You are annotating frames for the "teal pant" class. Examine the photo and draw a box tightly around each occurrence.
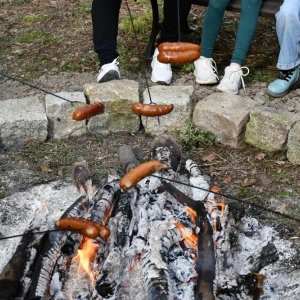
[200,0,262,65]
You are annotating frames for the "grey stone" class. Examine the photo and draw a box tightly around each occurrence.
[0,97,48,148]
[287,121,300,164]
[245,106,298,151]
[193,93,257,148]
[141,85,194,135]
[83,79,140,134]
[45,92,87,139]
[254,93,266,105]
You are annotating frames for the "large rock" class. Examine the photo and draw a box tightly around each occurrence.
[287,121,300,164]
[45,92,87,139]
[193,93,257,148]
[142,85,193,135]
[245,106,298,151]
[0,97,48,148]
[83,79,140,134]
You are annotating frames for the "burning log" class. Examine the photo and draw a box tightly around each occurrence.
[0,229,49,299]
[24,195,87,299]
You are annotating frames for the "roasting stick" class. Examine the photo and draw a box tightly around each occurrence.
[0,71,107,122]
[125,0,175,123]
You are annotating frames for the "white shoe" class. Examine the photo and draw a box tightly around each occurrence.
[151,48,172,85]
[217,65,249,95]
[194,56,219,84]
[97,57,121,83]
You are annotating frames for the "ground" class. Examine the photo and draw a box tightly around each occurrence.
[0,0,300,236]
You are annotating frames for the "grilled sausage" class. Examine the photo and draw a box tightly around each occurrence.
[55,217,110,239]
[73,102,105,121]
[131,103,173,116]
[157,50,200,64]
[120,160,166,190]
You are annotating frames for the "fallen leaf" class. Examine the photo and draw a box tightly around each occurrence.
[276,160,286,165]
[241,178,256,187]
[41,165,52,172]
[222,176,232,184]
[202,153,217,162]
[276,203,288,214]
[255,152,266,160]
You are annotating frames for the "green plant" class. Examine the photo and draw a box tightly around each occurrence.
[173,121,212,151]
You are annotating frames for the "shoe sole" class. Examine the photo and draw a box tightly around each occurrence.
[216,86,238,95]
[97,70,120,83]
[195,78,218,84]
[151,76,171,85]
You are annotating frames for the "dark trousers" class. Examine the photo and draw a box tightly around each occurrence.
[92,0,192,67]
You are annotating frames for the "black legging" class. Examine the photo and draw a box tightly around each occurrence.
[92,0,192,67]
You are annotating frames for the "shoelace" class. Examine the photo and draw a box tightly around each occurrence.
[203,58,219,81]
[101,57,119,72]
[225,66,249,92]
[277,69,294,82]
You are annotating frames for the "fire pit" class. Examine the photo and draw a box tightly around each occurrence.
[0,135,299,299]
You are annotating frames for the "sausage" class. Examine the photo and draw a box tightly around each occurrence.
[55,217,110,239]
[158,42,201,52]
[131,103,173,117]
[120,160,166,190]
[157,50,200,64]
[73,102,105,121]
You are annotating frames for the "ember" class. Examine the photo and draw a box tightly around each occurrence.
[0,135,300,299]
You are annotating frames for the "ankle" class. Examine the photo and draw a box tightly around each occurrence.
[229,63,241,68]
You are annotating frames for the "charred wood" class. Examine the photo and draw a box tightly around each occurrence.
[195,215,215,300]
[0,230,48,299]
[24,195,86,299]
[159,181,206,216]
[118,145,139,173]
[150,135,182,172]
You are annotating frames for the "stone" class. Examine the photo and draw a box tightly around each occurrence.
[141,85,194,135]
[83,79,140,134]
[287,121,300,164]
[193,93,257,148]
[245,106,298,151]
[45,92,87,139]
[0,97,48,148]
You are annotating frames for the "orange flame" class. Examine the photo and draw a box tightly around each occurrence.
[74,238,99,285]
[183,206,197,225]
[175,222,198,250]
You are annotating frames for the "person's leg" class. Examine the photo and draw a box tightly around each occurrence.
[92,0,121,67]
[194,0,230,85]
[231,0,262,66]
[267,0,300,97]
[216,0,262,94]
[152,0,192,84]
[200,0,230,58]
[276,0,300,70]
[158,0,192,44]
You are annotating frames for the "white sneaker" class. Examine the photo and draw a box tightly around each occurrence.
[97,57,120,83]
[217,65,249,94]
[151,48,172,85]
[194,56,219,84]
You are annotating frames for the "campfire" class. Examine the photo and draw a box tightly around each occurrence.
[0,135,299,300]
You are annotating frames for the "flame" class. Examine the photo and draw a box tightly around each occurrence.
[175,222,198,250]
[205,186,227,232]
[184,206,197,225]
[74,238,99,285]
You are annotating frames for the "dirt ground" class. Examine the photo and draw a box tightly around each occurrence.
[0,1,300,236]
